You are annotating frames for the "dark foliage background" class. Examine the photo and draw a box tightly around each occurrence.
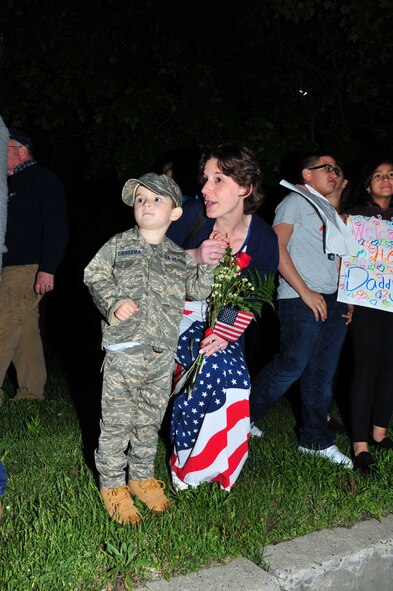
[1,0,392,390]
[1,0,392,184]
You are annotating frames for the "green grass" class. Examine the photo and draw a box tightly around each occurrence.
[1,368,393,591]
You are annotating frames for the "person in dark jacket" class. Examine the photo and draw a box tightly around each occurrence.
[0,128,68,401]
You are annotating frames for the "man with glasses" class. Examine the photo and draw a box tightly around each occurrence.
[250,153,353,468]
[0,128,68,402]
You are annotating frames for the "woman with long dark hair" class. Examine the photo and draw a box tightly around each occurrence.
[347,158,393,474]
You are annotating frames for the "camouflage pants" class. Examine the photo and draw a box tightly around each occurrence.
[96,345,175,488]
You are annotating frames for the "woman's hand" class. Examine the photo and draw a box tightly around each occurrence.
[199,332,228,356]
[342,304,354,325]
[190,237,227,264]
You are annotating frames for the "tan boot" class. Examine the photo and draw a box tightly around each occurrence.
[101,486,141,525]
[10,388,43,401]
[128,479,170,513]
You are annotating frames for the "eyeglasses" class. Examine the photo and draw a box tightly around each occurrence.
[308,164,342,177]
[8,144,22,150]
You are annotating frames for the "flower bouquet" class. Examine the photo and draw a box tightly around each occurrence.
[174,247,275,398]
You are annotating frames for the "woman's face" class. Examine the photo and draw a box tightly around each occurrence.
[334,167,346,191]
[201,158,247,219]
[369,162,393,200]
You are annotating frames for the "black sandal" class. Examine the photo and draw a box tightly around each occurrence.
[369,437,393,450]
[353,451,376,475]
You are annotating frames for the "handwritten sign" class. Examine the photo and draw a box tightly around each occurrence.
[337,215,393,312]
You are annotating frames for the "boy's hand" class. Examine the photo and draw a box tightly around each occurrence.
[114,300,140,321]
[300,288,327,322]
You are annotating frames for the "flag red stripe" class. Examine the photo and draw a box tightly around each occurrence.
[214,324,244,341]
[172,421,249,490]
[172,399,249,476]
[212,438,249,489]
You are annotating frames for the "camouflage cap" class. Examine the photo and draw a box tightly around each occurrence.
[122,173,183,208]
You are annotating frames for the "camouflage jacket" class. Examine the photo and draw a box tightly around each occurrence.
[84,227,214,351]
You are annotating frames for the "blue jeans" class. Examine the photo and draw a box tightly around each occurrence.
[0,461,7,496]
[250,294,347,449]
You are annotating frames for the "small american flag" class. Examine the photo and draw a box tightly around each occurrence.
[214,308,254,342]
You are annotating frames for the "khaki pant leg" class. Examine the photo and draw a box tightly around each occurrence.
[0,265,44,394]
[12,293,46,398]
[127,346,175,480]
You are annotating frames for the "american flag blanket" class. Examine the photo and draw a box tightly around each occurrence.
[170,302,251,491]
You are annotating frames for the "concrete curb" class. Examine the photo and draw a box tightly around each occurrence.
[135,514,393,590]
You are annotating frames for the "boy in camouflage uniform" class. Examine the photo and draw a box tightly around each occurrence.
[84,173,214,525]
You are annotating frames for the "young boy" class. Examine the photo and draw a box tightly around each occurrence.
[84,173,214,525]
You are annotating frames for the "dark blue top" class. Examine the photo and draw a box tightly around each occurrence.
[5,162,69,274]
[167,198,279,276]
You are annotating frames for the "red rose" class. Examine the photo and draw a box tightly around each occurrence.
[234,252,252,269]
[204,327,214,337]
